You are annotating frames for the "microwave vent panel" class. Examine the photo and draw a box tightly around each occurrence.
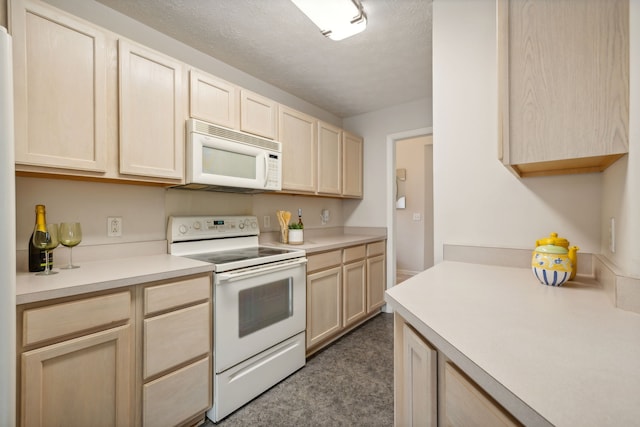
[190,119,281,152]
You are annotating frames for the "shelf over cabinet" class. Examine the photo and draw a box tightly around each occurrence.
[240,89,278,140]
[498,0,629,177]
[189,69,239,129]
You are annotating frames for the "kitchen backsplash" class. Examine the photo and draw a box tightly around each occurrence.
[16,176,344,251]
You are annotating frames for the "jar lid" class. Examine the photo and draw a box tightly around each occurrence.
[534,244,568,254]
[536,232,569,248]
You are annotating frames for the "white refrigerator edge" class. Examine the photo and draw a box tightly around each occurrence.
[1,25,17,427]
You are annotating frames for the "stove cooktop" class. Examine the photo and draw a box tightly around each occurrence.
[184,246,297,265]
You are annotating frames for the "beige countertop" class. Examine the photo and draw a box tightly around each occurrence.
[16,229,386,305]
[16,254,213,305]
[260,228,387,254]
[385,261,640,427]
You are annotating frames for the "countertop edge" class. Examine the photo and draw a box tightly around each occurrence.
[17,257,214,305]
[385,291,552,427]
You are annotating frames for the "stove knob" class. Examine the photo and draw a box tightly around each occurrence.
[250,220,258,229]
[178,224,188,234]
[193,221,201,230]
[239,222,245,229]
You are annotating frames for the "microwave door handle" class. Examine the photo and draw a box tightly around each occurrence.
[263,153,269,186]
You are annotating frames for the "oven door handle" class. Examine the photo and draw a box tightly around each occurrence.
[216,258,307,283]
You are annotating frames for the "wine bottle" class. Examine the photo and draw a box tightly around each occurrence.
[28,205,51,272]
[297,208,303,228]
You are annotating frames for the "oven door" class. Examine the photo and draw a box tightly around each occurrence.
[214,257,307,373]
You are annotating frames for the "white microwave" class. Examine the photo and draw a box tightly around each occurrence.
[180,119,282,193]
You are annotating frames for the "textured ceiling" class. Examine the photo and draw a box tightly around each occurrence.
[94,0,432,118]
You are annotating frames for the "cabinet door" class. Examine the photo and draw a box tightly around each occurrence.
[498,0,628,177]
[144,302,211,379]
[317,121,342,195]
[279,105,317,193]
[367,254,386,313]
[306,266,342,349]
[240,89,277,139]
[444,362,521,427]
[189,69,239,129]
[143,357,210,427]
[343,260,366,327]
[394,317,437,427]
[119,39,185,180]
[12,0,107,172]
[21,325,132,427]
[342,131,363,198]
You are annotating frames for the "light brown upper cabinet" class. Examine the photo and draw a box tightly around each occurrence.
[11,0,108,173]
[189,69,239,129]
[279,105,317,193]
[342,131,363,197]
[498,0,629,177]
[240,89,278,139]
[317,121,342,196]
[118,39,185,181]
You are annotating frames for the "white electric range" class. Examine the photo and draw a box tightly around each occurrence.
[168,215,307,422]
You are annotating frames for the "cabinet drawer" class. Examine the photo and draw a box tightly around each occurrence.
[367,241,385,257]
[307,249,342,273]
[144,302,211,378]
[144,275,210,315]
[143,356,210,427]
[343,245,366,263]
[444,362,521,427]
[22,291,131,346]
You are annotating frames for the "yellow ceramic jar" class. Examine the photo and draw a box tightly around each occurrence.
[531,233,579,286]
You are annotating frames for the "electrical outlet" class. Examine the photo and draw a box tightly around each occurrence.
[263,215,271,229]
[412,213,422,221]
[107,217,122,237]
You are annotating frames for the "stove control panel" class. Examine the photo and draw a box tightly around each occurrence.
[168,215,259,242]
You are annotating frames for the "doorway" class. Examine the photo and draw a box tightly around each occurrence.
[385,128,433,296]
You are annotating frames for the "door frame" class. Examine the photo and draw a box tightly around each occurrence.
[385,127,432,312]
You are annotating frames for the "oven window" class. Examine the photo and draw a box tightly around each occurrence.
[203,146,256,179]
[238,278,293,338]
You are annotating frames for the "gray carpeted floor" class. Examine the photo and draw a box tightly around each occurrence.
[203,312,394,427]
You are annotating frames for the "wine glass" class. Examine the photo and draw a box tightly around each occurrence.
[59,222,82,269]
[32,223,59,275]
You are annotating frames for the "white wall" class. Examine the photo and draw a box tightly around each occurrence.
[601,0,640,278]
[432,0,603,263]
[342,98,432,227]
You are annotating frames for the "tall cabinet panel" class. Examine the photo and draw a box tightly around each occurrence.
[12,0,107,172]
[317,121,342,195]
[342,131,363,198]
[118,39,184,180]
[279,105,317,193]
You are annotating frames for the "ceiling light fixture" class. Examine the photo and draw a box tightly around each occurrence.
[291,0,367,41]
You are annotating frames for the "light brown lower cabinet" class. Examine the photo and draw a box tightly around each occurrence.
[140,275,212,427]
[394,313,522,427]
[21,324,133,427]
[343,245,367,328]
[306,240,386,355]
[17,273,213,427]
